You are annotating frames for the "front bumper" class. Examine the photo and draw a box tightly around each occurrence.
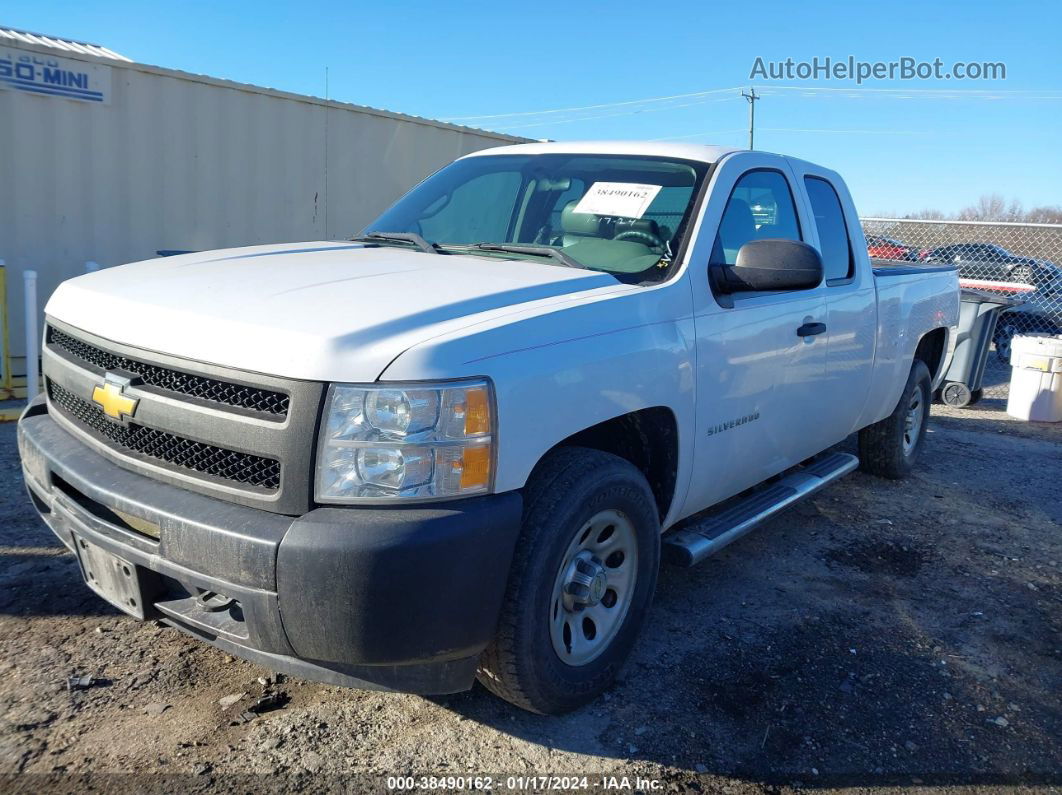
[17,396,522,694]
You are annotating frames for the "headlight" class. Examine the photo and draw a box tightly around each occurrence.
[315,379,494,502]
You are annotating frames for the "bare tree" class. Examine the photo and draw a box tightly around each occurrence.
[1024,205,1062,224]
[902,209,946,220]
[876,195,1061,224]
[957,194,1026,222]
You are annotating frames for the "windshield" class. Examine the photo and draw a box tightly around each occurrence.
[364,153,710,283]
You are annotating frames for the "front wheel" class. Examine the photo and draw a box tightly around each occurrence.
[477,447,660,714]
[858,360,932,479]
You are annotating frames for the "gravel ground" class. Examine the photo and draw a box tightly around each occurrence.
[0,402,1059,793]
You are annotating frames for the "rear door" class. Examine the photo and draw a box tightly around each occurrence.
[683,154,831,515]
[791,164,876,442]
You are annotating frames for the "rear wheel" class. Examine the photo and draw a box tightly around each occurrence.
[859,360,932,479]
[477,447,660,714]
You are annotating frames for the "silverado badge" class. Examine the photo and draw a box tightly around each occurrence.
[91,375,139,421]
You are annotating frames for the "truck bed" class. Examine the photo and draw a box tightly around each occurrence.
[871,257,958,277]
[855,258,960,429]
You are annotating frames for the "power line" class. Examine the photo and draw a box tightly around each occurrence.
[442,86,744,122]
[649,127,934,142]
[755,84,1062,97]
[496,96,740,131]
[649,127,935,142]
[442,82,1062,144]
[761,127,931,135]
[649,129,748,141]
[445,83,1062,127]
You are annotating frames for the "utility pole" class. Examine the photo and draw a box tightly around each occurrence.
[742,87,759,150]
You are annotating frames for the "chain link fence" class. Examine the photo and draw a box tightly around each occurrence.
[860,218,1062,404]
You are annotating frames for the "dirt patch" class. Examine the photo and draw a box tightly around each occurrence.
[825,539,929,577]
[682,610,1058,786]
[1,404,1060,792]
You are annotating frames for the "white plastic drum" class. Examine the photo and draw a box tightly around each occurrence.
[1007,334,1062,422]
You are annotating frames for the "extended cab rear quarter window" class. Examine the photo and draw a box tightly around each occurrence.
[804,176,854,283]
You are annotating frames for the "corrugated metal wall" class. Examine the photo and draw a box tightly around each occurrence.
[0,44,523,358]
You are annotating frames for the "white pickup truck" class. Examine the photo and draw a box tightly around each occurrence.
[19,142,959,714]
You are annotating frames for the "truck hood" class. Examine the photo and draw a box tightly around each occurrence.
[46,241,620,382]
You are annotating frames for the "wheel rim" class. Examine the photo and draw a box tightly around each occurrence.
[549,508,638,666]
[903,387,925,454]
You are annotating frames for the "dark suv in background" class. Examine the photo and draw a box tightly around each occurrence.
[923,242,1061,289]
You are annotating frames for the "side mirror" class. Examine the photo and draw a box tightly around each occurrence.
[714,239,823,293]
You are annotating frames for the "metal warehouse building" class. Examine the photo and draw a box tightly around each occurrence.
[0,27,522,366]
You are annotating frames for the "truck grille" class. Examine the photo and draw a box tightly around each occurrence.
[48,326,289,418]
[47,381,281,491]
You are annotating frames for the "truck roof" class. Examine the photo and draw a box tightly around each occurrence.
[463,140,741,164]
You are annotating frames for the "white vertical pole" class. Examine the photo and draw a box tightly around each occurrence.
[85,260,100,273]
[23,270,39,402]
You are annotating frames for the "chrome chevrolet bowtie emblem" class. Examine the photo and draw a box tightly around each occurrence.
[91,375,139,421]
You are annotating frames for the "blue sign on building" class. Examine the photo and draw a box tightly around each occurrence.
[0,47,111,104]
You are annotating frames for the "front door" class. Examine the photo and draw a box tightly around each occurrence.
[683,158,830,517]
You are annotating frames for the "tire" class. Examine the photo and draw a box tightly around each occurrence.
[477,447,660,714]
[858,360,932,479]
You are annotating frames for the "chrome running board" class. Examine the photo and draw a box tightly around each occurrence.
[663,452,859,567]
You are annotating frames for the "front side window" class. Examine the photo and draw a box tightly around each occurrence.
[365,154,710,283]
[804,176,853,281]
[711,170,801,265]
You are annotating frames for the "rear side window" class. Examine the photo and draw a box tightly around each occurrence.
[804,177,853,282]
[711,170,801,265]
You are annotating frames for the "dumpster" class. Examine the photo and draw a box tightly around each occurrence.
[1006,334,1062,422]
[938,288,1024,407]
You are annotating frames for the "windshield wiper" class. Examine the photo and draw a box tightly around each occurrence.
[353,231,439,254]
[467,243,582,269]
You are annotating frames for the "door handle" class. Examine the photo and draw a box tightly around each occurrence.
[797,322,827,337]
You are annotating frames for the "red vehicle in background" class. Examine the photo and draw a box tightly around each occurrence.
[865,234,918,261]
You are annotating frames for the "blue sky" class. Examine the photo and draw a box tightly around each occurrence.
[5,0,1060,215]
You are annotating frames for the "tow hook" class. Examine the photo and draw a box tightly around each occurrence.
[195,590,236,613]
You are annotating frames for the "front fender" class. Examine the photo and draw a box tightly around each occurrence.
[380,283,696,528]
